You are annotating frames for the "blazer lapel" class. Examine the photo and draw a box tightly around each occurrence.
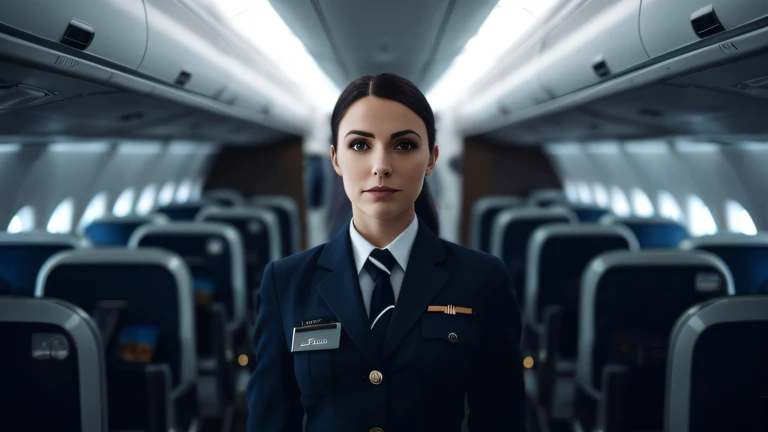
[314,223,381,366]
[383,223,449,358]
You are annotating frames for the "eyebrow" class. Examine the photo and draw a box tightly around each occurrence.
[344,129,422,140]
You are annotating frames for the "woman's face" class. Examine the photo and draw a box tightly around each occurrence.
[331,95,438,223]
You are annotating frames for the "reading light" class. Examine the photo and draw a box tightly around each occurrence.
[238,354,249,367]
[523,356,535,369]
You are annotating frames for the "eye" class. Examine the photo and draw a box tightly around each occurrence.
[395,140,416,151]
[351,141,369,151]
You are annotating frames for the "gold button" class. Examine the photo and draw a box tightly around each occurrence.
[448,332,458,342]
[370,428,384,432]
[369,370,383,385]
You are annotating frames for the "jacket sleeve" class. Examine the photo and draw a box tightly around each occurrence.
[246,261,304,432]
[467,256,526,431]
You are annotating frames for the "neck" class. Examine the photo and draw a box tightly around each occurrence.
[352,206,415,248]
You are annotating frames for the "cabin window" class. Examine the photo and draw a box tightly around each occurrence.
[78,192,108,231]
[725,200,757,235]
[136,184,157,216]
[658,191,685,223]
[175,179,193,204]
[577,181,593,204]
[47,198,74,234]
[592,183,610,208]
[190,178,204,201]
[687,195,717,236]
[564,180,579,203]
[7,205,35,233]
[610,186,631,217]
[113,188,136,217]
[157,181,176,207]
[631,188,655,218]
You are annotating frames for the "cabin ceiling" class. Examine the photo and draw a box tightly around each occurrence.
[268,0,498,91]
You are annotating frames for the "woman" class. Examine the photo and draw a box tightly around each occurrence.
[246,73,525,431]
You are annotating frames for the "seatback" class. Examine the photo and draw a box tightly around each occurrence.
[576,250,733,430]
[251,195,300,257]
[156,201,212,221]
[490,207,577,307]
[129,222,246,332]
[570,205,610,222]
[0,232,87,297]
[525,224,639,356]
[469,195,522,252]
[82,214,167,247]
[666,296,768,432]
[196,207,281,289]
[204,189,245,207]
[601,215,689,249]
[0,297,107,432]
[681,233,768,295]
[35,248,197,390]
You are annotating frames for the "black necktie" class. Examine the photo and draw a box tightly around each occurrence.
[366,248,397,345]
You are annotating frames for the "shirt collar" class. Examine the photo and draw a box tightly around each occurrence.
[349,214,419,275]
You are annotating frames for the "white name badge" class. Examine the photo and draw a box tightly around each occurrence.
[291,322,342,352]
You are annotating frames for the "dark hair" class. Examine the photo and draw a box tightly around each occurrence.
[330,73,440,235]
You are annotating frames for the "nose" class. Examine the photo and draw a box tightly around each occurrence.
[371,151,392,177]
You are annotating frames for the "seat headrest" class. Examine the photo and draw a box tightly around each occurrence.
[570,206,611,222]
[525,223,640,323]
[196,207,282,263]
[490,206,578,259]
[0,296,107,432]
[601,215,689,248]
[250,195,301,255]
[35,248,197,389]
[681,233,768,294]
[666,295,768,431]
[83,214,168,246]
[469,196,523,251]
[0,234,87,297]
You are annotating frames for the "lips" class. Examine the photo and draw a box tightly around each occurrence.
[364,186,400,198]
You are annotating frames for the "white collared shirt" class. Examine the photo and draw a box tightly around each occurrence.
[349,215,419,317]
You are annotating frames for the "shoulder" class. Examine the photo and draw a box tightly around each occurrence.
[268,243,326,279]
[439,238,507,273]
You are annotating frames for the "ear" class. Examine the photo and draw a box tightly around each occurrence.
[425,144,439,176]
[330,145,343,176]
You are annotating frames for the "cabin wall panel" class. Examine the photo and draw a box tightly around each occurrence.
[460,138,561,245]
[204,140,307,249]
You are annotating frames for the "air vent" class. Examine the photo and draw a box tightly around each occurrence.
[592,56,610,78]
[175,71,192,87]
[691,5,725,38]
[60,19,94,50]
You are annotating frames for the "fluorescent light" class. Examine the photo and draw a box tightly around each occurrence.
[0,144,21,153]
[427,0,559,111]
[675,141,720,153]
[49,142,110,153]
[117,142,163,154]
[216,0,339,113]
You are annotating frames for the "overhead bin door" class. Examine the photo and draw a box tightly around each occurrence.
[640,0,768,58]
[538,0,649,98]
[140,0,233,99]
[0,0,147,69]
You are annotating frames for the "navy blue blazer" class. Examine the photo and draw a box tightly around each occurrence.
[246,221,525,431]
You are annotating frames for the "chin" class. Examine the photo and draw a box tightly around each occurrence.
[360,202,411,221]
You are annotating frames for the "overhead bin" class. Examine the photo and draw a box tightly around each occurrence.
[538,0,649,98]
[639,0,768,58]
[140,0,233,99]
[0,0,147,69]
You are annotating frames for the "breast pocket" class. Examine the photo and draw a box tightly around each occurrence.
[419,314,481,385]
[293,350,334,399]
